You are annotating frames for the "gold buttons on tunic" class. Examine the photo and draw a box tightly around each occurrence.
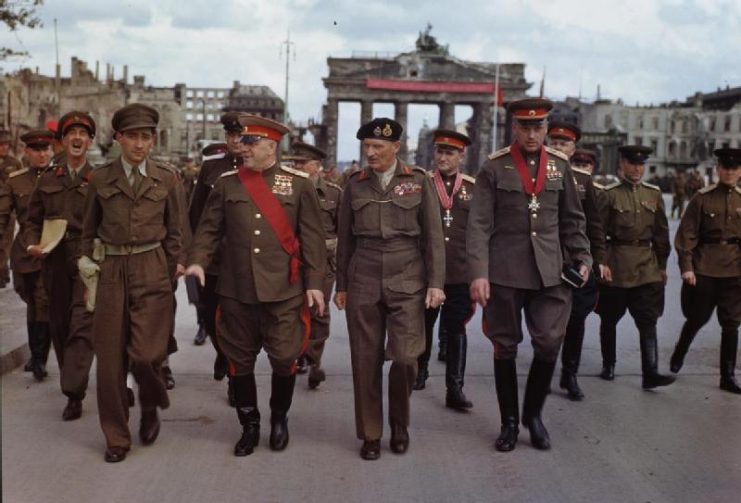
[253,248,260,253]
[531,231,537,236]
[256,213,262,219]
[254,230,261,235]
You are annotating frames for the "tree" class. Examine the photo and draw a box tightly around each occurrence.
[1,0,44,61]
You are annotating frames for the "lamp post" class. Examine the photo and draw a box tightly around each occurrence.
[199,98,207,141]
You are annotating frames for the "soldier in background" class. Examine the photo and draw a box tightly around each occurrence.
[671,171,687,219]
[687,169,705,198]
[468,99,591,452]
[181,158,199,203]
[335,118,445,460]
[292,141,341,390]
[0,129,22,287]
[596,145,674,389]
[79,104,184,462]
[414,129,476,413]
[24,112,97,420]
[671,148,741,394]
[547,123,607,401]
[3,130,54,380]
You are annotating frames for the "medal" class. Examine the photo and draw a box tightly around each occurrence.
[433,170,463,226]
[528,195,540,212]
[510,144,547,213]
[443,209,453,227]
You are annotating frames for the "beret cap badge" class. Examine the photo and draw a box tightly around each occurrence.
[373,126,382,136]
[382,124,393,137]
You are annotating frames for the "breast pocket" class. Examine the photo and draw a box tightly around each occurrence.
[612,200,635,228]
[390,193,422,231]
[350,197,377,233]
[38,185,66,216]
[541,178,563,210]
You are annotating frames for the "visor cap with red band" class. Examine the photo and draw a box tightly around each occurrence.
[572,148,597,165]
[20,129,54,149]
[238,114,290,143]
[508,98,553,123]
[547,120,581,143]
[432,129,471,150]
[356,118,403,142]
[291,141,327,161]
[202,142,228,157]
[57,111,96,139]
[618,145,653,164]
[714,148,741,168]
[112,103,159,133]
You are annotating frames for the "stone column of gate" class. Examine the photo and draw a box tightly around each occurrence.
[394,101,409,160]
[439,101,456,129]
[324,98,339,168]
[469,101,494,174]
[360,99,374,164]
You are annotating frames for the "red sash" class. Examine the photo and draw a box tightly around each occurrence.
[432,170,463,210]
[237,167,301,284]
[510,144,547,197]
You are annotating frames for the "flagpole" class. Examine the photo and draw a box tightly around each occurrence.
[492,62,500,151]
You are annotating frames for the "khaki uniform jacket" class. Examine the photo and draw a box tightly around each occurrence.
[316,177,342,241]
[429,171,476,284]
[6,167,46,273]
[80,158,184,274]
[467,146,591,290]
[600,179,670,287]
[675,183,741,278]
[572,167,607,264]
[188,164,327,304]
[335,160,445,292]
[1,155,23,183]
[0,180,11,239]
[24,163,94,255]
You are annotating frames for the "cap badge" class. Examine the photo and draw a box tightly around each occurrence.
[528,110,536,116]
[373,126,382,137]
[382,124,393,137]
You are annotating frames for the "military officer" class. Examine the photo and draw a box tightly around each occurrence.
[547,122,607,401]
[0,129,22,287]
[188,113,244,396]
[671,172,687,219]
[291,141,342,390]
[596,145,674,389]
[413,129,477,412]
[4,130,54,380]
[24,112,97,420]
[467,99,591,452]
[671,148,741,394]
[79,104,184,462]
[335,118,445,460]
[187,114,326,457]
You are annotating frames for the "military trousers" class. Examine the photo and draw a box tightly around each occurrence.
[14,268,49,323]
[680,275,741,332]
[93,247,173,450]
[217,293,309,377]
[346,279,426,441]
[596,282,665,328]
[0,213,13,284]
[484,283,572,362]
[305,254,336,367]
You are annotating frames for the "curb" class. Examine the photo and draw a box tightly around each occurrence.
[1,343,30,376]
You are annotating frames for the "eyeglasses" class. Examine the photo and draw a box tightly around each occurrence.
[240,135,263,145]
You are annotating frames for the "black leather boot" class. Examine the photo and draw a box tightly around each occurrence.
[599,323,616,381]
[437,326,448,362]
[640,327,675,389]
[445,333,472,410]
[561,318,585,400]
[193,324,207,346]
[522,359,555,450]
[719,330,741,394]
[30,323,49,381]
[233,374,260,456]
[23,322,34,372]
[269,373,296,451]
[670,322,699,373]
[213,352,228,381]
[494,358,519,452]
[412,361,428,391]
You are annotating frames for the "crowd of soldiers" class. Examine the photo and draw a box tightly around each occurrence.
[0,97,739,464]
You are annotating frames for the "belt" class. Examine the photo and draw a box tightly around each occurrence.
[356,236,419,251]
[104,241,161,256]
[608,238,652,247]
[700,238,741,245]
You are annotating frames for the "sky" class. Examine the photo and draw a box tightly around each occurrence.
[2,0,739,162]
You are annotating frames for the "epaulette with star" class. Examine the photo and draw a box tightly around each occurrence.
[698,184,716,194]
[325,181,342,191]
[605,181,622,191]
[641,181,661,192]
[202,152,226,162]
[545,146,569,161]
[280,165,309,178]
[571,166,593,177]
[8,167,28,179]
[461,173,476,184]
[593,182,605,190]
[488,146,511,160]
[220,169,238,178]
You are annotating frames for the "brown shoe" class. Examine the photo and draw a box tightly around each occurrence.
[139,408,161,445]
[62,398,82,421]
[360,439,381,460]
[104,446,128,463]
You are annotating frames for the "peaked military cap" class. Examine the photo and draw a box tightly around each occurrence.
[20,129,54,149]
[238,114,290,143]
[202,142,228,156]
[714,148,741,168]
[547,120,581,142]
[112,103,159,133]
[432,129,471,150]
[291,141,327,161]
[221,112,245,133]
[508,98,553,123]
[356,118,403,141]
[572,148,597,165]
[58,111,96,139]
[618,145,652,164]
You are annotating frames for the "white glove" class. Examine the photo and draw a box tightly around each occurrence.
[77,255,100,278]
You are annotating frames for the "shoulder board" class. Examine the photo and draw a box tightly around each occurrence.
[605,181,622,191]
[219,169,238,178]
[698,184,716,194]
[735,186,741,195]
[156,162,178,174]
[280,165,309,178]
[461,173,476,184]
[592,182,605,190]
[571,166,592,177]
[641,181,661,192]
[325,181,342,191]
[8,167,28,178]
[427,171,434,178]
[411,166,427,174]
[202,152,226,162]
[488,146,511,160]
[545,146,569,161]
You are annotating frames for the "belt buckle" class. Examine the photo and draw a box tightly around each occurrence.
[125,244,134,255]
